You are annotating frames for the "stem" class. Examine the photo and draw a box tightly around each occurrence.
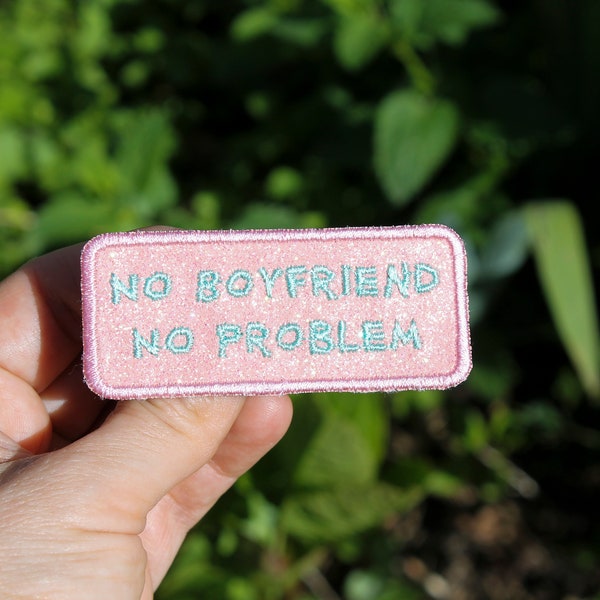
[392,38,436,96]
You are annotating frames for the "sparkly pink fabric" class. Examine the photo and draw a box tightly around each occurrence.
[81,226,471,399]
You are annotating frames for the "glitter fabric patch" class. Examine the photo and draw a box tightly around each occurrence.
[81,226,471,399]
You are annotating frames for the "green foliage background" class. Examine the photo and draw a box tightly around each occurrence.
[1,1,600,598]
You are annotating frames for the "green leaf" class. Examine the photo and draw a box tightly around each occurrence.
[423,469,465,498]
[271,18,328,48]
[315,392,389,466]
[265,166,304,200]
[238,490,279,547]
[333,14,388,71]
[479,210,529,280]
[390,0,501,50]
[230,7,278,42]
[293,416,378,488]
[191,191,221,229]
[35,194,140,246]
[281,483,421,543]
[0,196,40,277]
[72,2,113,61]
[389,457,464,498]
[463,410,489,452]
[388,0,423,42]
[231,9,326,47]
[421,0,501,47]
[230,203,325,230]
[157,531,225,598]
[524,201,600,399]
[374,89,460,205]
[345,570,422,600]
[0,125,27,184]
[113,110,177,207]
[322,0,377,14]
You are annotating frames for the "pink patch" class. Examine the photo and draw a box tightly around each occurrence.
[81,226,471,399]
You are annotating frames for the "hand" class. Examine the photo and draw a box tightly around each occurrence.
[0,242,293,599]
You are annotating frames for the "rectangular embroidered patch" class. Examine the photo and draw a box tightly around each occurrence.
[81,226,471,399]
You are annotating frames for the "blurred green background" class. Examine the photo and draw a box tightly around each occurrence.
[1,1,600,598]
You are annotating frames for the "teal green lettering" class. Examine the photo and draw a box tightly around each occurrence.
[111,273,138,304]
[133,328,160,358]
[165,327,194,354]
[258,267,283,298]
[309,320,335,354]
[226,270,254,298]
[384,263,411,298]
[143,272,172,301]
[390,319,422,350]
[216,323,242,357]
[341,265,352,296]
[414,263,439,293]
[246,322,271,357]
[362,321,386,351]
[197,270,221,303]
[311,265,338,300]
[338,321,359,352]
[276,323,303,351]
[355,266,378,297]
[285,266,307,298]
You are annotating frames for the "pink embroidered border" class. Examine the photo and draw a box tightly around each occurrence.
[81,225,472,399]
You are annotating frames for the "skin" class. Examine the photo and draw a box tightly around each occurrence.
[0,241,293,599]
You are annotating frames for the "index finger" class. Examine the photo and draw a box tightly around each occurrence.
[0,243,84,392]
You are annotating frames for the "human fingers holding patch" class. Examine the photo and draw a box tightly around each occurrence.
[0,242,293,599]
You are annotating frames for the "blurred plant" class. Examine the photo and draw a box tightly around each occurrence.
[524,201,600,400]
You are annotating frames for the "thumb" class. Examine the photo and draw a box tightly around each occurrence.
[53,395,246,532]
